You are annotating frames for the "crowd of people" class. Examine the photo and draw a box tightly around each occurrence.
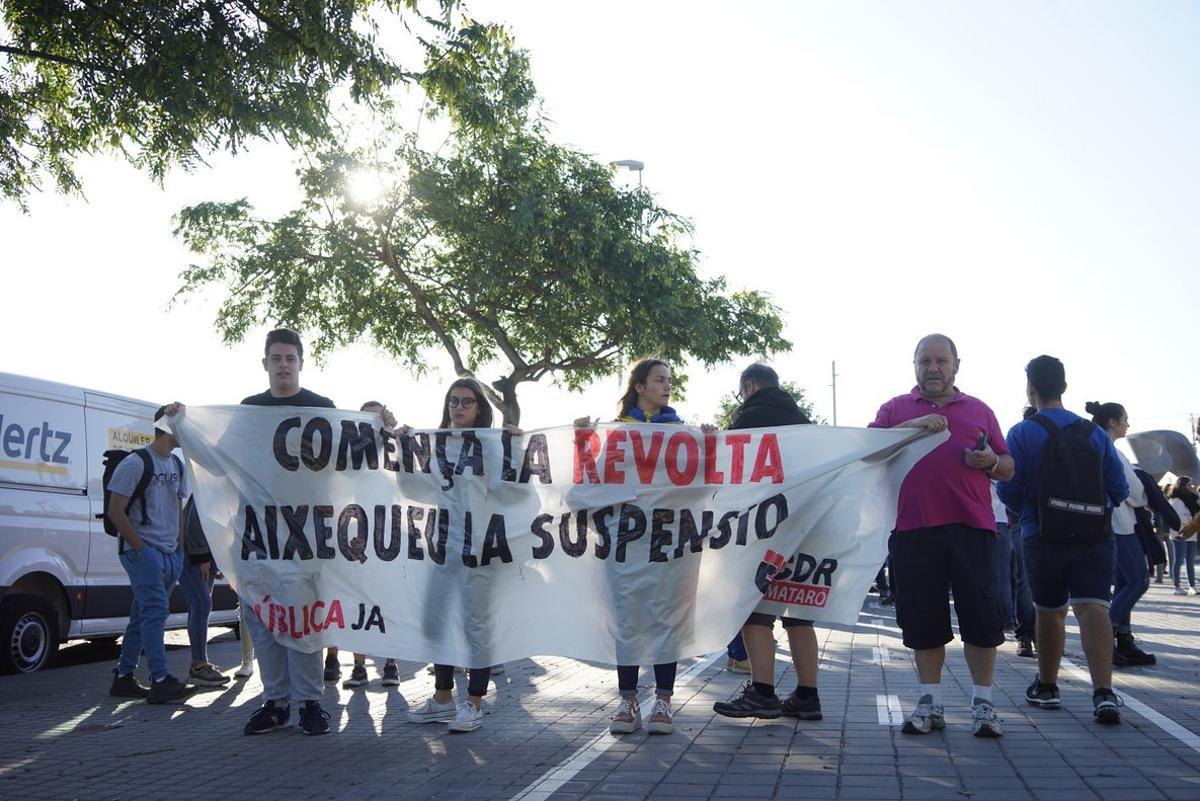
[102,329,1196,739]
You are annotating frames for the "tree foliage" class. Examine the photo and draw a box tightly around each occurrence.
[174,36,789,424]
[0,0,504,205]
[715,381,826,429]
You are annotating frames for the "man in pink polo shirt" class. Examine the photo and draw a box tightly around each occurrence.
[870,334,1014,738]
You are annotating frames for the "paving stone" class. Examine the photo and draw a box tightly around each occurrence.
[3,589,1199,801]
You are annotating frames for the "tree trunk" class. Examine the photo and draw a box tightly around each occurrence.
[490,376,521,427]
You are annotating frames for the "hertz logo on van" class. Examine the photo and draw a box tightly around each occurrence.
[109,428,153,450]
[0,415,72,475]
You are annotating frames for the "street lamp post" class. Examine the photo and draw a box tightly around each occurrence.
[610,159,644,187]
[609,159,645,389]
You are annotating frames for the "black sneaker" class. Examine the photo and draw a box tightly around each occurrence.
[244,700,290,735]
[879,593,895,607]
[1093,688,1123,725]
[146,675,192,704]
[299,700,331,735]
[381,661,400,687]
[110,669,150,699]
[1016,637,1035,658]
[713,683,783,719]
[342,663,368,688]
[323,654,341,683]
[781,690,823,720]
[1025,676,1061,709]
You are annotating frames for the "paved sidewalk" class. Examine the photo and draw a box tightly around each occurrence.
[1,584,1198,801]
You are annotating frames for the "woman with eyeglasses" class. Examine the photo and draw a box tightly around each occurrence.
[406,378,501,733]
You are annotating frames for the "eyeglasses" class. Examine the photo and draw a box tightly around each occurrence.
[448,397,477,409]
[735,384,750,403]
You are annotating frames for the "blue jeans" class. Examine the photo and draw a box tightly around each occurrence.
[1110,533,1149,629]
[995,523,1017,628]
[726,632,747,661]
[178,558,214,663]
[1010,532,1036,640]
[117,546,184,681]
[1172,539,1197,588]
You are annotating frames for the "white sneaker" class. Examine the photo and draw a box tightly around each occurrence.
[1188,587,1198,596]
[646,698,674,735]
[609,698,641,734]
[406,697,456,724]
[234,660,254,678]
[448,702,483,732]
[1175,586,1189,595]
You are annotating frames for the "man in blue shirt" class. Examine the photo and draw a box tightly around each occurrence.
[997,355,1128,724]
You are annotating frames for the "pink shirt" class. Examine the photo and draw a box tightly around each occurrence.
[869,386,1009,533]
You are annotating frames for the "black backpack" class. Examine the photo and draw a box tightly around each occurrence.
[97,448,182,549]
[1030,414,1110,544]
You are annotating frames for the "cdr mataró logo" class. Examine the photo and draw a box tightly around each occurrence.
[0,414,73,474]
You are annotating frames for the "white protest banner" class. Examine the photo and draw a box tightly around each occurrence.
[172,406,943,666]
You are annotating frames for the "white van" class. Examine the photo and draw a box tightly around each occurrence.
[0,372,237,673]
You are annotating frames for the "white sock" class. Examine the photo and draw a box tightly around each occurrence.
[972,684,993,703]
[919,683,942,705]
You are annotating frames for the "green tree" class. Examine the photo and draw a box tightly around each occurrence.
[0,0,504,205]
[174,38,789,425]
[715,381,826,429]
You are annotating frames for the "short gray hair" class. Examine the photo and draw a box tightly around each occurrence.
[739,363,779,388]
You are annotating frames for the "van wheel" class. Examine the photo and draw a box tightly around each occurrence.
[0,595,60,674]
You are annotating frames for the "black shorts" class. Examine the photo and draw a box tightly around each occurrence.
[745,613,812,629]
[888,524,1005,650]
[1023,534,1114,611]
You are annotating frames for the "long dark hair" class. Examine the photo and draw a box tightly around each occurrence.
[1085,401,1126,431]
[1169,476,1200,516]
[439,378,494,429]
[617,358,669,419]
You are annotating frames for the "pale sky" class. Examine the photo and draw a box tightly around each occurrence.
[2,1,1198,441]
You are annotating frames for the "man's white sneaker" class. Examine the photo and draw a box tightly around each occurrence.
[902,694,945,734]
[971,700,1003,737]
[406,697,457,723]
[1174,586,1189,595]
[448,702,483,732]
[234,660,255,679]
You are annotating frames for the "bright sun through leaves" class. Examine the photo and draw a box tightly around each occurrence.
[346,169,388,207]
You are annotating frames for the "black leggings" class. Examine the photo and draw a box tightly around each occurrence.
[433,664,490,697]
[616,663,677,698]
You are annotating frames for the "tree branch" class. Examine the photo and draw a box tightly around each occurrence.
[526,342,620,381]
[379,236,468,377]
[238,1,314,53]
[0,44,115,74]
[413,271,530,374]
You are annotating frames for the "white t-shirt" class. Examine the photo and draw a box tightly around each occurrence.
[1169,497,1192,540]
[1110,449,1146,536]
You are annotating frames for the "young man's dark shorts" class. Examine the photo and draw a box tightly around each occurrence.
[888,523,1006,650]
[1022,534,1114,612]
